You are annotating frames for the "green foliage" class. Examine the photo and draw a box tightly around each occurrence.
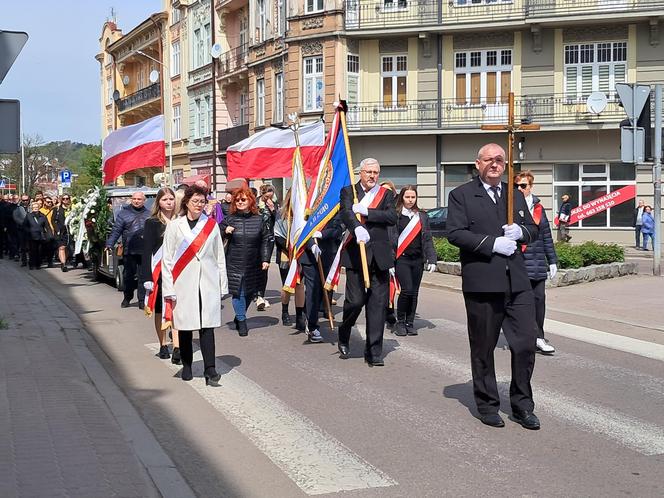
[554,241,624,269]
[89,188,111,249]
[71,145,102,196]
[433,237,460,262]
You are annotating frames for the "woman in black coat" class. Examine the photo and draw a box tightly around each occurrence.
[142,187,179,362]
[23,201,48,270]
[393,186,437,336]
[220,187,271,336]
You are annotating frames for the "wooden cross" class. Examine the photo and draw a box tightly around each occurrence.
[481,92,540,224]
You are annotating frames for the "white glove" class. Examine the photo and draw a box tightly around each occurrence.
[352,203,368,216]
[427,263,437,273]
[492,237,517,256]
[389,267,395,277]
[354,226,370,244]
[549,264,558,279]
[143,281,154,292]
[311,244,322,261]
[312,230,322,239]
[502,224,523,241]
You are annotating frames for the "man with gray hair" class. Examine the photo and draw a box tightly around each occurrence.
[338,158,397,366]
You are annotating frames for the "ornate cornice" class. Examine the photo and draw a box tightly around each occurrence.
[301,41,323,56]
[302,16,324,30]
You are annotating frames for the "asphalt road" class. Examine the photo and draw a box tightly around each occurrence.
[41,267,663,497]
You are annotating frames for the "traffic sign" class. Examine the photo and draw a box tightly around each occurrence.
[621,127,645,163]
[0,30,29,85]
[0,180,5,188]
[616,83,650,122]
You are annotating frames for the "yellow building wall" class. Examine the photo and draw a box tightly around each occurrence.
[442,35,454,100]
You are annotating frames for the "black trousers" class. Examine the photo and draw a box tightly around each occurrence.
[123,254,145,302]
[5,229,18,258]
[18,231,28,264]
[339,264,389,360]
[395,256,423,324]
[463,289,537,415]
[302,263,322,331]
[28,239,42,268]
[530,279,546,339]
[178,328,216,373]
[0,226,7,256]
[257,268,268,297]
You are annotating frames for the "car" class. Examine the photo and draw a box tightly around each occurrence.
[94,187,159,290]
[426,206,448,238]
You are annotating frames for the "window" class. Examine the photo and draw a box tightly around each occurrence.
[172,104,181,140]
[194,98,201,138]
[454,48,512,105]
[455,0,512,4]
[277,0,286,36]
[564,41,626,101]
[107,77,113,104]
[171,41,181,77]
[347,54,360,123]
[171,4,181,24]
[443,165,478,204]
[239,91,248,125]
[553,163,636,228]
[257,0,267,43]
[256,78,265,126]
[379,165,416,189]
[303,56,324,112]
[193,28,202,68]
[383,0,408,9]
[204,23,211,64]
[381,54,407,108]
[274,73,284,123]
[205,95,212,137]
[240,16,248,48]
[306,0,324,13]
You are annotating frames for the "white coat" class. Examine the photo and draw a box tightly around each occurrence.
[161,215,228,330]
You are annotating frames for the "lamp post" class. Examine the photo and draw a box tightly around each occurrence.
[135,50,173,188]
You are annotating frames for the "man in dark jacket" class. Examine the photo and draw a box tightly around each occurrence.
[105,192,150,308]
[447,143,540,430]
[514,171,557,355]
[13,194,30,266]
[338,158,397,367]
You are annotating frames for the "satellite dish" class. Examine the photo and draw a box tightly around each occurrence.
[122,75,130,86]
[112,90,120,102]
[211,43,222,59]
[586,92,608,114]
[149,70,160,83]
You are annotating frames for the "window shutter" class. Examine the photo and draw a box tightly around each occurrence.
[598,65,610,94]
[581,66,593,98]
[487,72,497,103]
[456,74,466,105]
[614,64,626,84]
[500,71,511,104]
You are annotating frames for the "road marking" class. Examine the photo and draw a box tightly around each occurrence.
[544,319,664,362]
[354,326,664,456]
[145,344,396,495]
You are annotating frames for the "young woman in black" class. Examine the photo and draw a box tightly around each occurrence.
[23,201,48,269]
[393,186,437,336]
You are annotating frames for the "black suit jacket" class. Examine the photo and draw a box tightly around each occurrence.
[446,177,538,293]
[340,182,397,271]
[141,217,166,285]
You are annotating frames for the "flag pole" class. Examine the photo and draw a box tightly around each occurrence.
[314,239,334,329]
[339,104,370,289]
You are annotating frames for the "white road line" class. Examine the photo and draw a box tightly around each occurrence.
[544,319,664,362]
[354,326,664,456]
[145,344,396,495]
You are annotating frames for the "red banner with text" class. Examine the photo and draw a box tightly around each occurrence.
[556,184,636,226]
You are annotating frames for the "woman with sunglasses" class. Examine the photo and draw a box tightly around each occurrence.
[162,185,228,386]
[220,187,271,336]
[514,172,557,355]
[142,188,180,363]
[53,194,72,272]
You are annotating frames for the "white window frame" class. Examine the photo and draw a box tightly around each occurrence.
[171,40,181,77]
[201,96,209,137]
[193,28,202,68]
[274,73,284,123]
[194,98,202,138]
[564,41,627,102]
[453,48,512,106]
[256,79,265,127]
[106,77,113,104]
[306,0,324,14]
[455,0,512,5]
[204,23,211,64]
[206,95,212,137]
[277,0,286,36]
[171,4,181,24]
[381,54,408,108]
[172,104,181,140]
[257,0,267,43]
[239,91,248,125]
[303,56,324,112]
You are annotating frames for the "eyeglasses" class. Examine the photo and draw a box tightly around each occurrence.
[515,183,530,189]
[236,198,248,203]
[189,199,206,205]
[62,197,70,200]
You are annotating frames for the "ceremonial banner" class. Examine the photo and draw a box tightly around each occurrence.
[282,144,309,291]
[554,185,636,226]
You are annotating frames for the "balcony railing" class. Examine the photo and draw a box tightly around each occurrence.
[346,94,627,131]
[218,123,250,150]
[217,43,248,77]
[344,0,664,30]
[117,83,161,112]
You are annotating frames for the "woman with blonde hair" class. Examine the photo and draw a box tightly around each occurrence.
[142,187,180,362]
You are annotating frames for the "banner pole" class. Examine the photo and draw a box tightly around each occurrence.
[314,240,335,329]
[339,107,370,288]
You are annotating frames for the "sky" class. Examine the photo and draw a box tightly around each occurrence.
[1,1,160,146]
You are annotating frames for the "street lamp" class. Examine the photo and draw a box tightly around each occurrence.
[134,50,173,188]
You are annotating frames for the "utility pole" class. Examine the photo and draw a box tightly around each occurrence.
[653,84,662,276]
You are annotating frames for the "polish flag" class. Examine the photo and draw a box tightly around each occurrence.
[102,115,166,184]
[227,120,325,180]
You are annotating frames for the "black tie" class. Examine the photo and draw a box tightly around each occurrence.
[489,186,500,204]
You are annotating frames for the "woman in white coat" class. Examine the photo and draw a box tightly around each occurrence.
[161,185,228,386]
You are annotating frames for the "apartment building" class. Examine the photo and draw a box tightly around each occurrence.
[343,0,664,242]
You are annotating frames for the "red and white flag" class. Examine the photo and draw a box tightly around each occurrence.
[227,120,325,180]
[102,115,165,184]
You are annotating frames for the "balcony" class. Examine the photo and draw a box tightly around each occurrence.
[218,124,250,151]
[344,0,664,31]
[346,94,627,132]
[217,44,248,79]
[117,83,161,112]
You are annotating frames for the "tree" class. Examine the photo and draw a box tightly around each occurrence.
[0,133,51,195]
[71,145,102,196]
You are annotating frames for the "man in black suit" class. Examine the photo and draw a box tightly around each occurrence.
[338,158,397,366]
[447,143,541,430]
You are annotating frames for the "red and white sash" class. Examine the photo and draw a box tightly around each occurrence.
[521,203,542,252]
[163,214,217,324]
[396,213,421,260]
[323,185,388,290]
[388,271,400,307]
[144,245,163,317]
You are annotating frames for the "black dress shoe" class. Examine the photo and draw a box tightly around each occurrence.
[394,321,407,337]
[181,365,193,381]
[512,410,541,430]
[479,413,505,428]
[121,299,130,308]
[60,264,69,272]
[138,302,145,310]
[364,357,384,367]
[406,323,418,336]
[385,312,397,326]
[204,369,221,387]
[295,314,306,332]
[338,343,349,358]
[282,312,292,326]
[157,345,170,359]
[171,347,181,365]
[237,319,248,337]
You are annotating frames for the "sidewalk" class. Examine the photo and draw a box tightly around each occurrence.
[0,260,194,498]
